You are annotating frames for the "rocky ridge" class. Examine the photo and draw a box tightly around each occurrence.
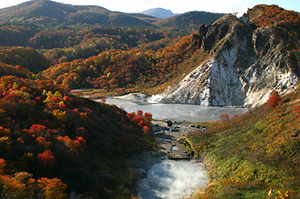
[150,13,299,107]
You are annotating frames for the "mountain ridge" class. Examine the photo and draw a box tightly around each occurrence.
[0,0,226,28]
[0,0,153,26]
[154,11,225,27]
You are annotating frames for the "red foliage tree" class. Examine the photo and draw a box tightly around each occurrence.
[294,106,300,121]
[36,136,46,146]
[56,135,86,150]
[73,137,86,149]
[126,110,153,133]
[100,97,106,103]
[25,124,47,136]
[37,150,55,166]
[0,158,6,174]
[220,114,229,121]
[143,126,150,134]
[2,93,22,101]
[137,110,143,116]
[266,90,281,109]
[15,65,23,70]
[126,112,135,119]
[138,120,146,127]
[144,112,153,123]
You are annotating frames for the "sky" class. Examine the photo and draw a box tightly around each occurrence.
[0,0,299,14]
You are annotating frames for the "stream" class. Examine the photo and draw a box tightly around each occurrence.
[102,97,248,199]
[137,159,207,199]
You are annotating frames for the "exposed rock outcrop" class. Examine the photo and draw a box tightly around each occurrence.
[152,12,299,107]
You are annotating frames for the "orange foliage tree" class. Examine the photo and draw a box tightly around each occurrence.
[37,177,67,199]
[56,135,86,150]
[220,114,229,121]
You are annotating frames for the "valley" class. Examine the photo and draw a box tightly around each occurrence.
[0,0,299,198]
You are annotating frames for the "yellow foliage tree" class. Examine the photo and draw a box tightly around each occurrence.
[37,177,67,199]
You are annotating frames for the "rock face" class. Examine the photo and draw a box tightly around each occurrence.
[153,14,299,107]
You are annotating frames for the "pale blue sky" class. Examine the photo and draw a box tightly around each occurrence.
[0,0,299,14]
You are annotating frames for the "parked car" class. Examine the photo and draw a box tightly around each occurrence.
[189,124,195,127]
[155,131,163,135]
[169,127,179,132]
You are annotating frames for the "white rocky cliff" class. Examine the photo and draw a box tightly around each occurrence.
[150,14,299,107]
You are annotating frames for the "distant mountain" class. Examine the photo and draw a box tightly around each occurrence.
[0,0,225,28]
[155,11,225,27]
[0,0,153,27]
[142,8,176,18]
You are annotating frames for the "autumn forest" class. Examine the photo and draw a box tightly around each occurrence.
[0,1,299,198]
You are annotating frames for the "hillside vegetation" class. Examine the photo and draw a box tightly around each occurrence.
[247,4,300,75]
[42,5,300,99]
[42,34,207,96]
[188,87,300,198]
[154,11,225,27]
[0,75,154,198]
[0,47,51,73]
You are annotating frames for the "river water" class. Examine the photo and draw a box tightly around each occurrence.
[137,159,208,199]
[102,97,248,199]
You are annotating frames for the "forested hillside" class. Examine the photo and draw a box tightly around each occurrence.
[0,75,154,198]
[42,34,203,95]
[0,47,51,73]
[0,62,33,78]
[189,85,300,198]
[0,0,153,27]
[154,11,225,27]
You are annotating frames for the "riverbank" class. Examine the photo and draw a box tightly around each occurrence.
[126,120,208,199]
